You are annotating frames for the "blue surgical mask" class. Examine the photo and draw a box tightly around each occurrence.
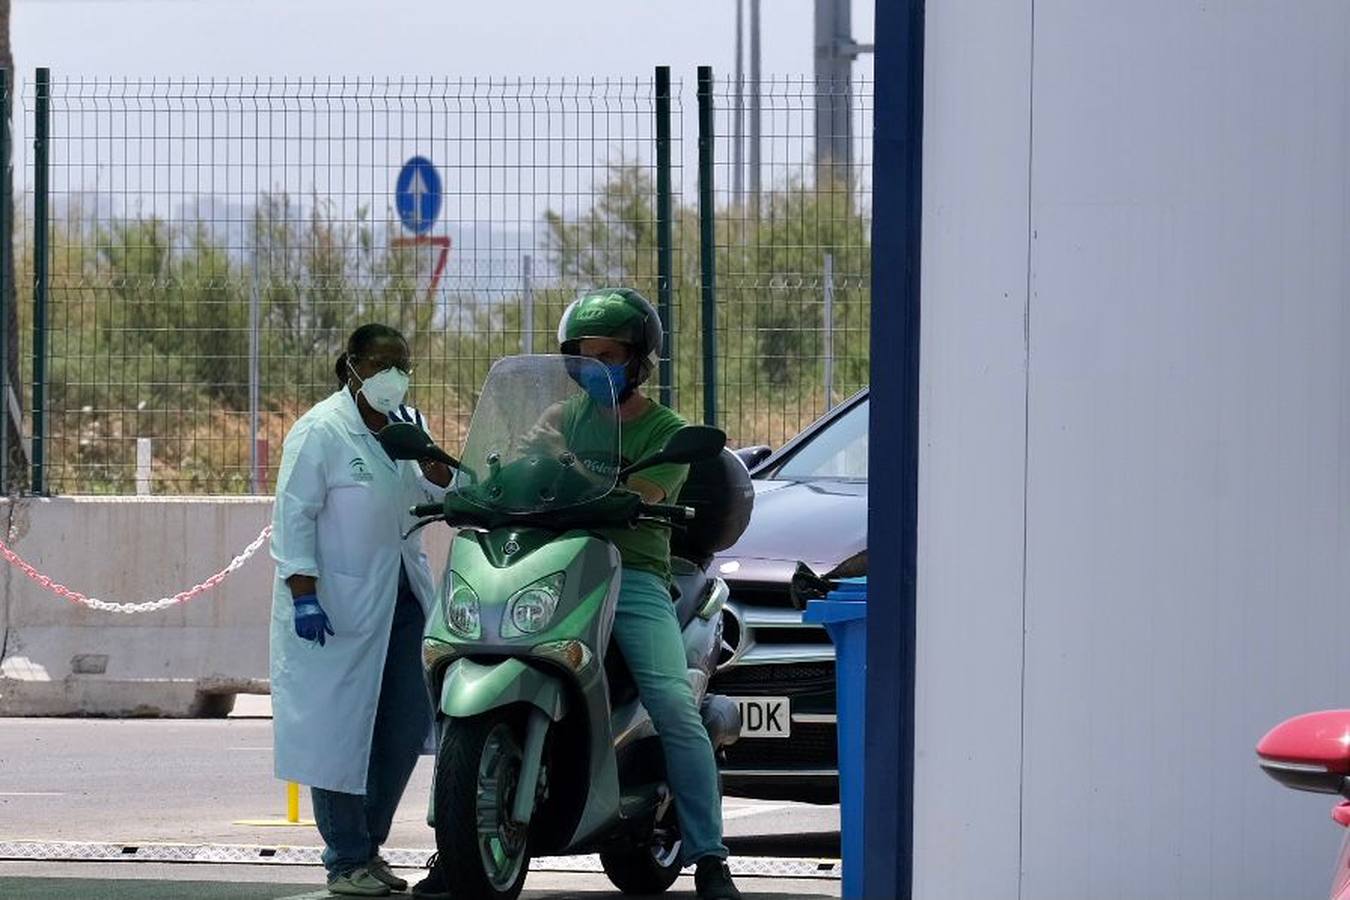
[578,362,628,407]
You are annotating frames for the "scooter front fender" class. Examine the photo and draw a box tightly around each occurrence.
[438,657,568,722]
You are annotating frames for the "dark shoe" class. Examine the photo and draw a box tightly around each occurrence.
[695,856,742,900]
[410,852,451,900]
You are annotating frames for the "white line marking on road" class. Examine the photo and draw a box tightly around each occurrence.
[722,798,762,811]
[0,840,840,879]
[272,892,330,900]
[0,792,65,797]
[723,803,792,821]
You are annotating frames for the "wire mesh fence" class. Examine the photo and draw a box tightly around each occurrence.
[705,74,872,449]
[16,73,683,494]
[8,68,870,495]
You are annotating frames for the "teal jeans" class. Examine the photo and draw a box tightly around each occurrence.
[612,567,728,864]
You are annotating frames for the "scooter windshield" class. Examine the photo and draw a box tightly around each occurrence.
[453,354,622,514]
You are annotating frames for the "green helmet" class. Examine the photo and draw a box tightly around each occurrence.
[557,288,663,389]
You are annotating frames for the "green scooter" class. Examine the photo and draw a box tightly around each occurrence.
[379,354,752,900]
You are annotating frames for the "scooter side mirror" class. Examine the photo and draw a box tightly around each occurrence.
[619,426,727,479]
[376,422,459,469]
[788,562,834,612]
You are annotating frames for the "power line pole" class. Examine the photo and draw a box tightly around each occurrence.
[814,0,874,185]
[733,0,745,205]
[749,0,762,212]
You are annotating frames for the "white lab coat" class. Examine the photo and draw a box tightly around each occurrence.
[269,389,445,794]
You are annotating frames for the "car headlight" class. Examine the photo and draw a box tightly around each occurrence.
[502,572,565,637]
[445,571,481,639]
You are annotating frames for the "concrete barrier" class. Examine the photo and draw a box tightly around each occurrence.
[0,496,452,717]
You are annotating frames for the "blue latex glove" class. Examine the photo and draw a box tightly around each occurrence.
[293,593,335,646]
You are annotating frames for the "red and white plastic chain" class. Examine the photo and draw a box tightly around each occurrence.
[0,524,273,614]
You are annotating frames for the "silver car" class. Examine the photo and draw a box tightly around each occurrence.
[712,390,869,804]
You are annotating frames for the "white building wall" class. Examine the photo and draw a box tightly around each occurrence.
[917,3,1350,897]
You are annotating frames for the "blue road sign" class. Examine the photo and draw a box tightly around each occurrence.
[395,156,443,236]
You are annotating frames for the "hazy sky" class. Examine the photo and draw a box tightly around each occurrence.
[10,0,875,273]
[13,0,875,83]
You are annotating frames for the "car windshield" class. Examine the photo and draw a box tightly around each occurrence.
[453,354,621,514]
[774,399,869,480]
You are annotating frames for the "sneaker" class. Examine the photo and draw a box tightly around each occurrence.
[695,856,743,900]
[366,854,409,892]
[327,866,392,897]
[410,852,451,900]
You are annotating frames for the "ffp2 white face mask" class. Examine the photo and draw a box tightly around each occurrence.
[348,359,410,414]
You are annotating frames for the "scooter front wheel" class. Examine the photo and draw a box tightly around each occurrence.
[433,707,532,900]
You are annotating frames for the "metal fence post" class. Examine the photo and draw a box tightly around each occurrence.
[31,67,50,496]
[697,66,717,428]
[0,67,10,494]
[824,253,835,410]
[248,212,261,495]
[135,438,152,496]
[521,253,534,354]
[655,66,675,409]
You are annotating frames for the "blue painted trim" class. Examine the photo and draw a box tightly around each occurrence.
[865,1,923,898]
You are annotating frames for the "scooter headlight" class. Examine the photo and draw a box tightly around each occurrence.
[503,572,565,637]
[532,639,594,672]
[445,571,481,639]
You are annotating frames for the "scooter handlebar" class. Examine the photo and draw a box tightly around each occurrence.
[407,499,693,528]
[422,446,460,469]
[640,503,696,522]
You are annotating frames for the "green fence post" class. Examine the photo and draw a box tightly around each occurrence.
[697,65,717,428]
[31,67,49,495]
[655,66,675,410]
[0,68,10,494]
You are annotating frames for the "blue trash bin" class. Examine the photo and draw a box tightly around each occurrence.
[803,576,867,900]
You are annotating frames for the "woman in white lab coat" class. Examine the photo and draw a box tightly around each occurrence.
[269,323,451,897]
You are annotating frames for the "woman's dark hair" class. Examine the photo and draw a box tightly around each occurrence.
[335,323,407,386]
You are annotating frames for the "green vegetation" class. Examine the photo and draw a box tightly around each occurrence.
[18,167,870,494]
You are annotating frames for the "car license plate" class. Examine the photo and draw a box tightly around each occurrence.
[732,696,791,739]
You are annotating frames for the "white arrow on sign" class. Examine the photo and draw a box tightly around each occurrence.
[408,167,430,230]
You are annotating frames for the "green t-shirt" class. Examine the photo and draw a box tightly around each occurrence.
[561,397,689,582]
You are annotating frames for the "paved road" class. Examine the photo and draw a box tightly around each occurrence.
[0,717,840,898]
[0,865,840,899]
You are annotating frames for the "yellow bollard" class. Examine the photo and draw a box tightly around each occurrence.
[234,781,316,827]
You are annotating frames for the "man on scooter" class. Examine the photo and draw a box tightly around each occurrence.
[555,287,743,900]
